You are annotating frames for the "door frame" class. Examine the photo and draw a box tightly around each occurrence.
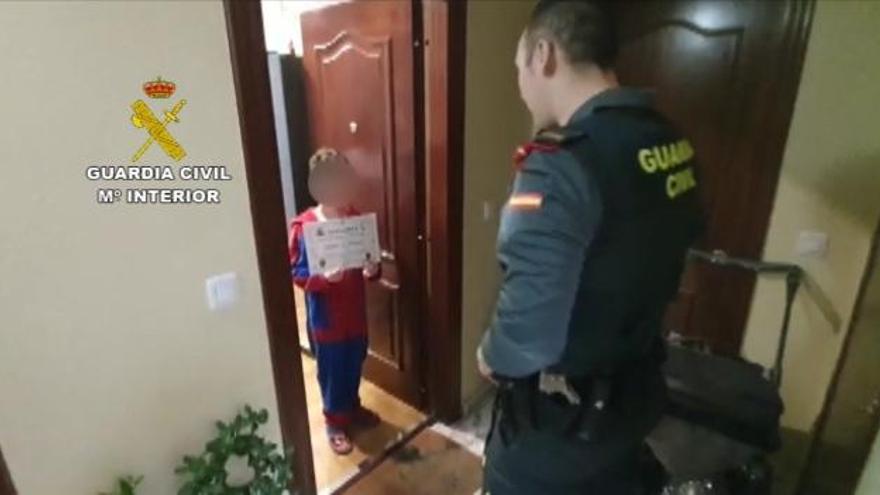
[222,1,465,493]
[797,218,880,492]
[0,445,15,495]
[419,0,466,422]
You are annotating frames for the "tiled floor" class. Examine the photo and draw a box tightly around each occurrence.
[339,424,484,495]
[334,393,492,495]
[302,354,426,492]
[437,392,494,457]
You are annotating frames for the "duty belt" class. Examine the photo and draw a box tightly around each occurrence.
[485,371,614,449]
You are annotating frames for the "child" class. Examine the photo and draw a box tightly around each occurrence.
[288,148,381,455]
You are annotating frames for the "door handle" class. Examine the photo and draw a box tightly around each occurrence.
[377,250,398,290]
[381,249,396,262]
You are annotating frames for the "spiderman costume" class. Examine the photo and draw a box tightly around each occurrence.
[288,207,377,429]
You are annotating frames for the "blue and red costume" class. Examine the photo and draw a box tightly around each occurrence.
[288,207,377,428]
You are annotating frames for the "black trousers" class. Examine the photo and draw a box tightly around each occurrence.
[483,372,666,494]
[483,423,646,494]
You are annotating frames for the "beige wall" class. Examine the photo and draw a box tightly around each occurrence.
[0,2,280,493]
[742,0,880,431]
[459,0,536,405]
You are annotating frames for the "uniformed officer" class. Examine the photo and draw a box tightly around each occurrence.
[477,1,703,493]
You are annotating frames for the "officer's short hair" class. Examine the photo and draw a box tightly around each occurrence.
[524,0,618,70]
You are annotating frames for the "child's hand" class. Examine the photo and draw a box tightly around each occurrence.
[324,268,345,283]
[363,261,380,279]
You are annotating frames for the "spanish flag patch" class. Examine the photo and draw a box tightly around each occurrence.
[508,193,544,210]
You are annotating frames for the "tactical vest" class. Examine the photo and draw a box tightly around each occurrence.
[545,104,704,377]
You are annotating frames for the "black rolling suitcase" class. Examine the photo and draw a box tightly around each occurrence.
[649,249,803,495]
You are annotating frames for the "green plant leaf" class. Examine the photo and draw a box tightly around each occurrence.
[176,405,293,494]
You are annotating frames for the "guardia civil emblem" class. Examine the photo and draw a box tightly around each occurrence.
[130,76,187,162]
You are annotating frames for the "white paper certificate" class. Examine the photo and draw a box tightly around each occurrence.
[303,213,381,275]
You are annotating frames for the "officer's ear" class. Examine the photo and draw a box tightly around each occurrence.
[533,38,558,78]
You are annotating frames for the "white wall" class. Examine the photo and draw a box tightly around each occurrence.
[742,0,880,431]
[0,1,280,493]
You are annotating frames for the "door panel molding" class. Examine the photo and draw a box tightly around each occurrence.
[311,28,408,372]
[314,30,387,63]
[629,20,745,40]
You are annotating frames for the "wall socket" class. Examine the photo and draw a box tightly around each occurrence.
[482,200,494,222]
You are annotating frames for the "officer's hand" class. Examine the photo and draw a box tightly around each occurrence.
[477,347,496,384]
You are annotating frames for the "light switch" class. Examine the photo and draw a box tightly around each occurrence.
[205,272,239,311]
[482,201,493,222]
[795,231,828,258]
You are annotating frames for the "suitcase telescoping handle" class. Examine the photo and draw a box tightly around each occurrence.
[687,249,803,388]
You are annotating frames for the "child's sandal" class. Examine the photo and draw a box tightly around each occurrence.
[327,428,353,455]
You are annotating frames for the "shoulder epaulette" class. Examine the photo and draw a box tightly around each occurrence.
[513,134,561,170]
[534,128,566,144]
[512,125,592,170]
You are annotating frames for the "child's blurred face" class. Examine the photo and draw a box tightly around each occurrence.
[309,156,358,208]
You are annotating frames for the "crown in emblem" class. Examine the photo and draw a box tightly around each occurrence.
[142,76,176,99]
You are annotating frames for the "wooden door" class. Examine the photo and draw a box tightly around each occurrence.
[611,1,813,354]
[301,1,423,406]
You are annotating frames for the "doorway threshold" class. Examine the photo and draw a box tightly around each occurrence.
[331,409,488,494]
[325,417,435,494]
